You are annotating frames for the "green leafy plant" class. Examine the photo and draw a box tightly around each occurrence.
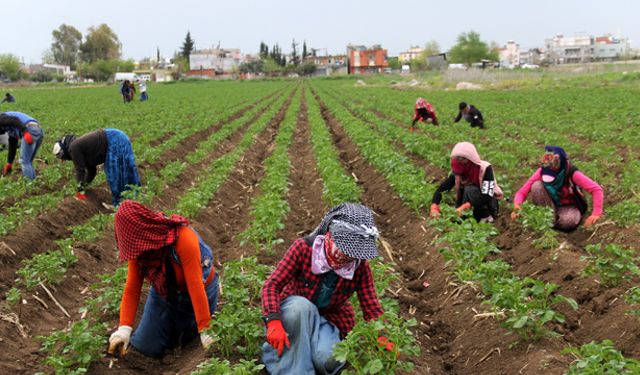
[563,340,640,374]
[192,358,264,375]
[624,286,640,317]
[488,277,578,341]
[38,319,107,375]
[581,244,640,287]
[333,311,420,375]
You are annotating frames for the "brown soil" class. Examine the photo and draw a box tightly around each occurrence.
[0,88,292,374]
[311,89,574,374]
[87,86,297,374]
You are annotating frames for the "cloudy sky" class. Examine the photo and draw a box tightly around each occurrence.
[2,0,637,63]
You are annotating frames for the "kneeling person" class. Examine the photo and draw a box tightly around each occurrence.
[261,203,395,374]
[430,142,503,222]
[107,200,219,357]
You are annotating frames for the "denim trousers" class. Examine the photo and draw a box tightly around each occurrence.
[19,125,44,180]
[130,274,219,357]
[262,296,344,375]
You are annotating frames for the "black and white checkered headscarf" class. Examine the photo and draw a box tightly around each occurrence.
[309,203,379,260]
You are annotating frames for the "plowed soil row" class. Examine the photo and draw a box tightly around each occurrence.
[0,88,292,374]
[311,89,577,375]
[0,89,284,289]
[314,88,640,373]
[87,87,298,374]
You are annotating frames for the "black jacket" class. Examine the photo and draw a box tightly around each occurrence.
[69,129,108,186]
[454,105,484,127]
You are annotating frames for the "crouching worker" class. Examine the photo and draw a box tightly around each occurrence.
[107,200,219,357]
[411,97,439,131]
[454,102,484,129]
[430,142,503,223]
[53,128,140,207]
[261,203,395,374]
[511,146,603,231]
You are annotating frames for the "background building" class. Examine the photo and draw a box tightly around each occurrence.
[498,40,520,68]
[346,44,388,74]
[399,46,424,63]
[188,48,243,77]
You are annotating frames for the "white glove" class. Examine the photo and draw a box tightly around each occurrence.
[108,325,132,356]
[200,332,214,349]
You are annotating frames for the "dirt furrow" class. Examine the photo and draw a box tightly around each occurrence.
[0,90,292,375]
[313,91,573,375]
[86,87,297,374]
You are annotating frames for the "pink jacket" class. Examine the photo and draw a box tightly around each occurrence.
[514,168,603,216]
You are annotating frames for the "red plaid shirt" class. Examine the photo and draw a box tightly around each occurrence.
[262,238,384,336]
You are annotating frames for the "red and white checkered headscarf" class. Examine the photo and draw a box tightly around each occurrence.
[115,200,189,297]
[415,98,435,113]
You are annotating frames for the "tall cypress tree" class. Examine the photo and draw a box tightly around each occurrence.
[181,31,195,59]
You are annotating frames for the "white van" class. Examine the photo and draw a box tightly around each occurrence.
[114,72,138,82]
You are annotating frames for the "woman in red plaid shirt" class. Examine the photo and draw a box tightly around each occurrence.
[261,203,394,374]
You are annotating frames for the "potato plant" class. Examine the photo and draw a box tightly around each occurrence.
[563,340,640,374]
[240,90,301,253]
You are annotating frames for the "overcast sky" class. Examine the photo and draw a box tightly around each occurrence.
[1,0,638,64]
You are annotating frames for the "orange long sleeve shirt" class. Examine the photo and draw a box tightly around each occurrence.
[119,226,214,332]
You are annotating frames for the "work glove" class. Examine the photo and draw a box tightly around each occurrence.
[429,203,441,218]
[1,163,12,176]
[583,215,601,228]
[511,204,521,221]
[74,191,88,201]
[455,202,472,217]
[377,336,399,359]
[23,132,33,145]
[200,332,214,350]
[266,319,290,357]
[107,326,132,357]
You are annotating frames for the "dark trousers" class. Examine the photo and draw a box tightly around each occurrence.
[460,185,498,221]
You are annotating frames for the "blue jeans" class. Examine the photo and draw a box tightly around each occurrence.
[262,296,344,375]
[140,92,148,101]
[20,125,44,180]
[131,274,219,357]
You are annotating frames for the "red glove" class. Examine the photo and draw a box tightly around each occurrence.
[266,320,290,357]
[377,336,399,359]
[23,132,33,145]
[455,202,472,216]
[430,203,441,218]
[2,163,12,176]
[511,204,522,221]
[74,192,88,201]
[583,215,601,228]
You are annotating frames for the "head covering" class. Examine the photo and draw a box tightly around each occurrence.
[459,102,468,111]
[450,142,482,185]
[311,234,360,280]
[114,200,189,298]
[541,145,568,183]
[415,97,428,109]
[309,203,379,260]
[53,135,76,160]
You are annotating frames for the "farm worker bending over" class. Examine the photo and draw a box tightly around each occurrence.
[430,142,503,223]
[454,102,484,129]
[1,93,16,103]
[511,145,603,231]
[107,200,219,358]
[261,203,395,375]
[411,97,439,131]
[0,111,44,180]
[52,128,140,207]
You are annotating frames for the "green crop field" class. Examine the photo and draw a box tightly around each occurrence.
[0,73,639,374]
